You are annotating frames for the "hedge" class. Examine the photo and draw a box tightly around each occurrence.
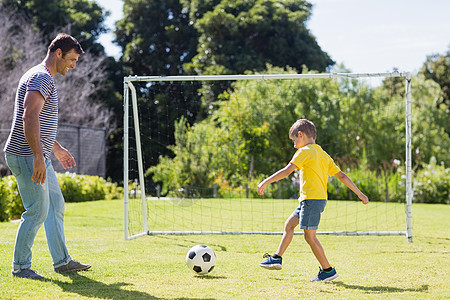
[0,172,123,222]
[328,157,449,204]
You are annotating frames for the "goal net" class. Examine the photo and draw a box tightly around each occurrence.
[123,71,413,241]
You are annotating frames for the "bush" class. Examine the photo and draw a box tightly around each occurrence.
[414,157,449,204]
[0,175,24,222]
[57,172,123,202]
[0,173,123,221]
[327,166,405,203]
[327,157,450,204]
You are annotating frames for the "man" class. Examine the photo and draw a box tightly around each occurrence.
[4,33,91,280]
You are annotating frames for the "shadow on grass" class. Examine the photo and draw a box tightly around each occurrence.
[53,272,216,300]
[332,281,429,294]
[194,274,227,280]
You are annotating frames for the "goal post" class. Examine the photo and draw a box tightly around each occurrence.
[123,72,413,241]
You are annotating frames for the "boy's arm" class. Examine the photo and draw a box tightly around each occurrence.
[257,163,297,195]
[335,171,369,204]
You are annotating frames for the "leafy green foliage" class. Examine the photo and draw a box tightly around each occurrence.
[114,0,335,183]
[421,47,450,109]
[57,173,123,203]
[328,168,405,203]
[0,173,123,221]
[116,0,198,76]
[414,157,449,204]
[0,0,108,54]
[0,175,22,221]
[185,0,333,75]
[147,66,449,204]
[409,74,450,166]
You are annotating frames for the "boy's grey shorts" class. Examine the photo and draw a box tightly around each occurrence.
[292,199,327,230]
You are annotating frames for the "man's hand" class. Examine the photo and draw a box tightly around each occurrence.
[53,142,76,169]
[31,156,46,185]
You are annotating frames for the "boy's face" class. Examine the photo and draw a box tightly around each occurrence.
[291,132,305,149]
[290,131,314,149]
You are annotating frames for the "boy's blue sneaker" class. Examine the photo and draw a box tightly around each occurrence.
[311,267,339,281]
[259,253,282,270]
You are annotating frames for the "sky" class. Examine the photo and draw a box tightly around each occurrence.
[96,0,450,74]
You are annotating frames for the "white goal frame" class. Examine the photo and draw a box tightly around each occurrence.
[123,72,413,242]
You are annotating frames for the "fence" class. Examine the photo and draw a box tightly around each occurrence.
[0,123,107,178]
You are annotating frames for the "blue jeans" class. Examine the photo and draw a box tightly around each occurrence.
[5,153,71,269]
[292,200,327,230]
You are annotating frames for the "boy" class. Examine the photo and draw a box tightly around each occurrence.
[257,119,368,281]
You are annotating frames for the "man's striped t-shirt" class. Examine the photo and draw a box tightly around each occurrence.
[3,64,58,159]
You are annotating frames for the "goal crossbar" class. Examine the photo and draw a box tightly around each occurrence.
[123,71,408,83]
[123,71,413,242]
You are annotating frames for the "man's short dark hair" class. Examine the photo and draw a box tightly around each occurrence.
[48,33,84,57]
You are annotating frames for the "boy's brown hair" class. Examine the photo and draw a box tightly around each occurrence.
[289,119,316,139]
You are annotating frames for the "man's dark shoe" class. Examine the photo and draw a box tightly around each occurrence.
[11,269,44,280]
[54,260,91,273]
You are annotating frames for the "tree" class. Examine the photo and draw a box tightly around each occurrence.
[0,0,128,180]
[147,66,363,198]
[0,7,114,175]
[0,0,108,54]
[0,6,114,128]
[115,0,334,177]
[421,48,450,109]
[184,0,334,76]
[407,74,450,167]
[0,7,46,129]
[183,0,335,115]
[147,64,450,198]
[115,0,198,76]
[114,0,202,176]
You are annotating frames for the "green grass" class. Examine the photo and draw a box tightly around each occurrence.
[0,199,448,299]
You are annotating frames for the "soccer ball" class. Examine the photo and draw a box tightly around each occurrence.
[186,245,216,275]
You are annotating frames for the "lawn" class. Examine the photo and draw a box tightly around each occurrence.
[0,199,448,299]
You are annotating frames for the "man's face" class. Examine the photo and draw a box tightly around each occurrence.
[56,49,80,76]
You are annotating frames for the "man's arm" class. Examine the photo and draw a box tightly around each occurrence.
[257,163,297,195]
[335,171,369,204]
[23,90,46,185]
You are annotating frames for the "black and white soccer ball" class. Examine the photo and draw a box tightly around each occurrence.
[186,245,216,275]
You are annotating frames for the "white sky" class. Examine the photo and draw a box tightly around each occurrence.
[96,0,450,74]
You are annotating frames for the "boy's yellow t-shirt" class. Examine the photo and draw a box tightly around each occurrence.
[290,144,341,202]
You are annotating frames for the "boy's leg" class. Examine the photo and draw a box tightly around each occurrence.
[275,214,299,256]
[304,229,331,270]
[298,200,338,281]
[298,200,329,268]
[260,211,299,270]
[304,228,339,281]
